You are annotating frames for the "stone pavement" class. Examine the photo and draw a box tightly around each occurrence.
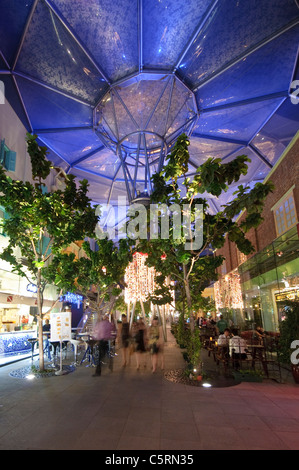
[0,328,298,450]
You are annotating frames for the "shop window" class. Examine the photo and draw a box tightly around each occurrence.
[0,139,16,172]
[273,190,297,236]
[221,260,227,275]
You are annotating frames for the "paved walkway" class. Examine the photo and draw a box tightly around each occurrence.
[0,328,298,450]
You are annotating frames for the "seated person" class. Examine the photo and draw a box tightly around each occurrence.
[229,329,248,368]
[255,326,270,340]
[217,328,231,346]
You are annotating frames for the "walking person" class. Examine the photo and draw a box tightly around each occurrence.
[92,314,116,376]
[118,314,130,367]
[134,317,147,370]
[42,318,51,361]
[148,317,163,373]
[216,314,228,335]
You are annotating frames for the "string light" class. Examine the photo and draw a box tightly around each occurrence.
[124,252,175,315]
[214,269,244,310]
[124,252,156,303]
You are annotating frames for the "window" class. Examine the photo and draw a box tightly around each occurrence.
[41,184,48,194]
[221,260,227,275]
[0,139,16,172]
[273,189,297,236]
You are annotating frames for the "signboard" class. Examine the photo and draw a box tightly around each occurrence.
[275,289,299,302]
[27,283,38,293]
[60,292,83,308]
[50,311,71,342]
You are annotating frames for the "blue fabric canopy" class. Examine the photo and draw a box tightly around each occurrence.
[0,0,298,215]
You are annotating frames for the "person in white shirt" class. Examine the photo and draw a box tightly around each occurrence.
[217,328,231,346]
[229,329,248,368]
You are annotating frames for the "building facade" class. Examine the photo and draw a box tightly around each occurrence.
[214,133,299,332]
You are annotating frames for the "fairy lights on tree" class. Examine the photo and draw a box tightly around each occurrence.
[214,270,244,310]
[124,252,175,323]
[124,252,155,304]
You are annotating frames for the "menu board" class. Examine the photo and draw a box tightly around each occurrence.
[50,312,71,342]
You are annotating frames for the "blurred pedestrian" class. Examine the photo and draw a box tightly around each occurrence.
[134,318,147,370]
[92,314,116,376]
[216,314,228,334]
[148,317,164,372]
[118,314,131,367]
[42,318,51,360]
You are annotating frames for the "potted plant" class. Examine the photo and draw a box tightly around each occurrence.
[278,300,299,384]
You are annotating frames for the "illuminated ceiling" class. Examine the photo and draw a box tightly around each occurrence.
[0,0,298,223]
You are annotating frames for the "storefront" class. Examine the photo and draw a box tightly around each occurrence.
[213,226,299,332]
[0,266,62,365]
[238,226,299,332]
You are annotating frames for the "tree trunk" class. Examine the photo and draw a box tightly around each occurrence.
[140,299,146,317]
[129,301,136,331]
[183,265,195,332]
[37,269,44,370]
[38,316,44,371]
[161,305,167,341]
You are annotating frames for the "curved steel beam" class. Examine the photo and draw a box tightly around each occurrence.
[72,166,113,180]
[12,0,39,70]
[138,0,143,73]
[43,0,111,85]
[70,145,106,167]
[248,144,273,169]
[173,0,220,72]
[193,19,299,93]
[13,71,94,107]
[33,126,93,134]
[199,91,289,114]
[191,132,248,146]
[11,74,33,132]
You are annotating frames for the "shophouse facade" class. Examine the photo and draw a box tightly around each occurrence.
[213,132,299,333]
[0,99,99,363]
[0,99,78,362]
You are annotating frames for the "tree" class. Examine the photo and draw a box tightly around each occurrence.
[0,134,99,370]
[72,237,133,320]
[130,133,274,366]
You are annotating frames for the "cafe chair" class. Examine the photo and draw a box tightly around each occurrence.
[28,338,38,361]
[80,336,97,366]
[69,338,83,365]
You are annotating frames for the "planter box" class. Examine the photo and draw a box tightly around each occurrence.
[232,371,263,382]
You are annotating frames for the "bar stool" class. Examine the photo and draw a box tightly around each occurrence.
[80,336,97,366]
[28,338,38,361]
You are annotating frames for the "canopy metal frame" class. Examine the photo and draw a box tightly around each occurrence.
[0,0,298,215]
